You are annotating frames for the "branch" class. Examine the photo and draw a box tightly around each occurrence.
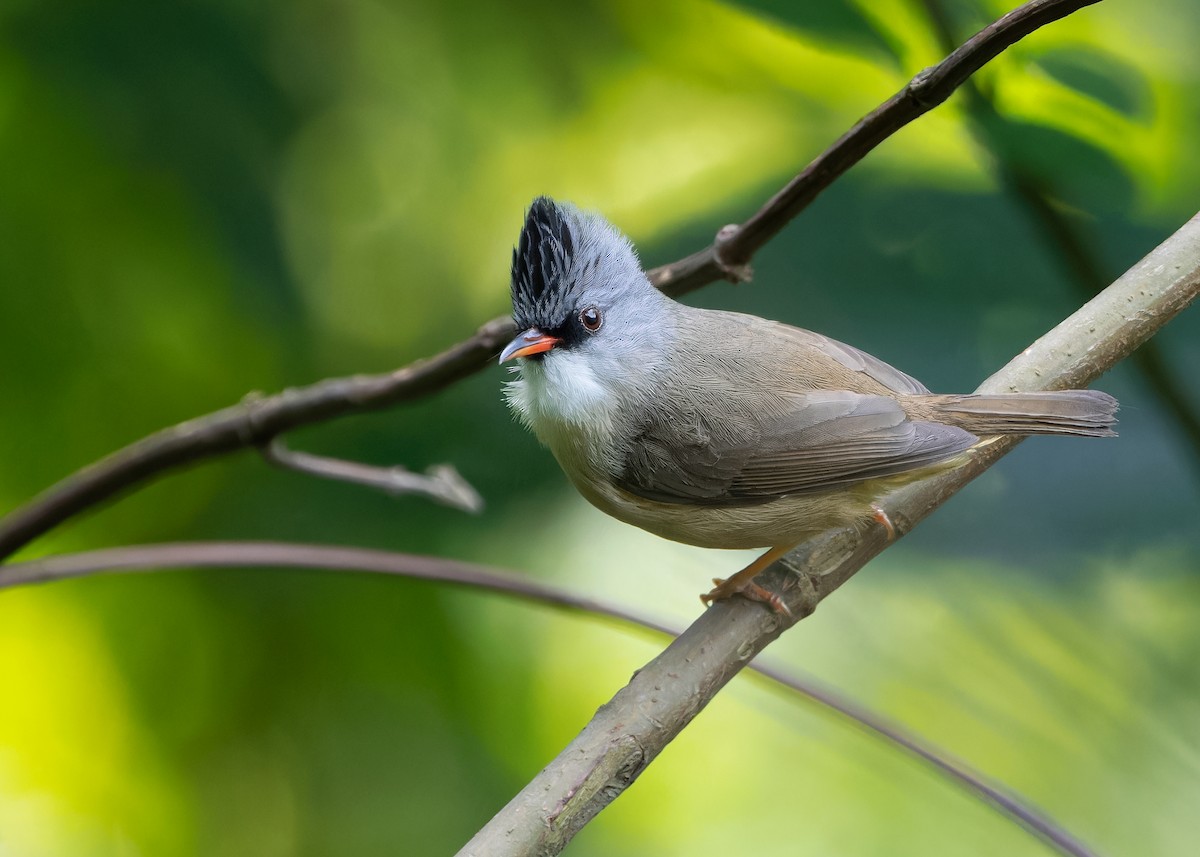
[0,540,1097,857]
[647,0,1103,295]
[457,213,1200,856]
[0,0,1098,563]
[260,439,484,513]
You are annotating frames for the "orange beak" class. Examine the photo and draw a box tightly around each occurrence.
[499,328,560,363]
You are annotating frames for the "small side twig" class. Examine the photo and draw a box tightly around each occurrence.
[0,540,1098,857]
[260,439,484,513]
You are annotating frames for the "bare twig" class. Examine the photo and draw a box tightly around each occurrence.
[0,0,1099,563]
[457,214,1200,856]
[0,540,1096,857]
[647,0,1103,296]
[260,439,484,513]
[918,0,1200,476]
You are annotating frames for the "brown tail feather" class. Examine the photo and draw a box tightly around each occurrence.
[923,390,1118,437]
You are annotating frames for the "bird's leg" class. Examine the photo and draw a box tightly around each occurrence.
[870,503,897,541]
[702,544,797,616]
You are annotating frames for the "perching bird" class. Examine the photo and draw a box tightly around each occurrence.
[499,197,1117,609]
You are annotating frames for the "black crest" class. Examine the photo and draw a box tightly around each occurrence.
[511,196,576,328]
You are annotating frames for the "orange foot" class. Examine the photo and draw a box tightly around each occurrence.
[700,544,795,617]
[702,575,791,616]
[871,503,897,541]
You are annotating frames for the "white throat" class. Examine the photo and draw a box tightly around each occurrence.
[505,351,620,472]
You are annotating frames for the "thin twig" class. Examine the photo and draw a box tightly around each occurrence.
[0,0,1100,563]
[647,0,1103,296]
[260,438,484,513]
[0,540,1097,857]
[458,212,1200,856]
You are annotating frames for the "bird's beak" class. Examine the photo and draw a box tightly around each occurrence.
[499,328,560,363]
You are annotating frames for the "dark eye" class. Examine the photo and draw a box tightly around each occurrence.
[579,306,603,333]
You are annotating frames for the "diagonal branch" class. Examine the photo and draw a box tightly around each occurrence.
[456,214,1200,856]
[648,0,1103,295]
[0,0,1099,563]
[0,540,1098,857]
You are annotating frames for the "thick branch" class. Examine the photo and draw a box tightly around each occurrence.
[0,0,1097,562]
[457,214,1200,857]
[0,540,1098,857]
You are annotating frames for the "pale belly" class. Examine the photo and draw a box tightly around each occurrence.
[567,468,874,550]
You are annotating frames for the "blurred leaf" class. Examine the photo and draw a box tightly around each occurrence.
[977,115,1137,213]
[1032,45,1151,119]
[731,0,899,59]
[0,589,190,856]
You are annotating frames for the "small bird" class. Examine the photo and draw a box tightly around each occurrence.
[499,197,1118,609]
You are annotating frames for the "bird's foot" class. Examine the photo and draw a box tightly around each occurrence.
[871,503,896,541]
[700,544,796,616]
[702,575,791,617]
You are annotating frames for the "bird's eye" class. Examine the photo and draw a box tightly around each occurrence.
[579,306,603,333]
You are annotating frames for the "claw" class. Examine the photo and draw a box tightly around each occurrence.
[871,503,896,541]
[700,550,794,617]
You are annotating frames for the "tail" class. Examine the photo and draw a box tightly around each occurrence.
[925,390,1118,437]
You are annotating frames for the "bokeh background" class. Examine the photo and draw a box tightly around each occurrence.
[1,0,1198,854]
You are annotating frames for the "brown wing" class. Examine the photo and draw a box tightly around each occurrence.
[617,391,977,506]
[615,307,969,506]
[772,325,932,396]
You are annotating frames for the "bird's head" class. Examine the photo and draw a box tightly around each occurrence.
[499,197,671,436]
[499,196,663,366]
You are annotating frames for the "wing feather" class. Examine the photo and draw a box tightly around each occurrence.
[614,308,964,507]
[618,392,977,506]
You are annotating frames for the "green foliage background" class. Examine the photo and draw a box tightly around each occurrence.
[1,0,1197,854]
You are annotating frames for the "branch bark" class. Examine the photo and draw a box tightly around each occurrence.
[0,0,1100,563]
[456,213,1200,856]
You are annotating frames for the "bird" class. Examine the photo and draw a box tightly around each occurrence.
[499,196,1118,611]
